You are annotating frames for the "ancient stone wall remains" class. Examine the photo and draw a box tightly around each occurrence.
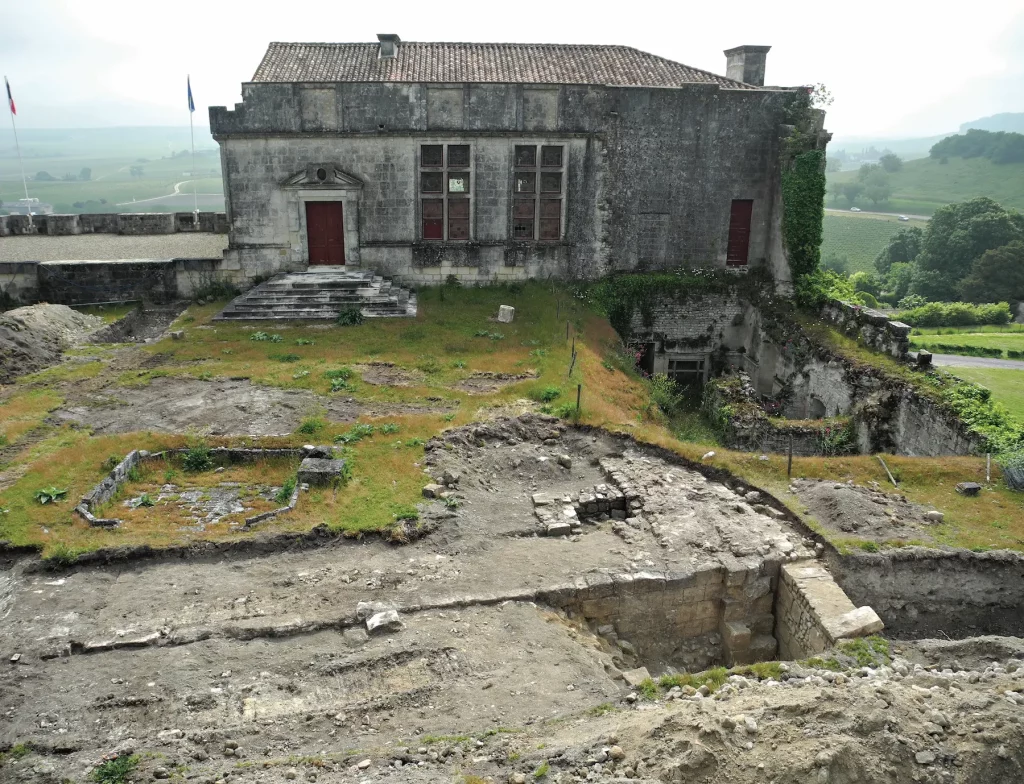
[829,548,1024,639]
[775,560,884,660]
[820,299,911,360]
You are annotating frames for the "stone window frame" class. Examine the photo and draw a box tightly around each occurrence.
[418,142,474,242]
[512,142,565,242]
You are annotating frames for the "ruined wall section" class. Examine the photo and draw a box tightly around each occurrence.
[775,560,883,660]
[0,212,228,237]
[820,299,911,360]
[210,83,796,285]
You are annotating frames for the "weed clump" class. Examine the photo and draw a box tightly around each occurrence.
[335,423,375,444]
[336,308,365,326]
[275,476,297,505]
[529,385,561,403]
[33,487,68,505]
[90,754,139,784]
[297,417,325,435]
[182,442,213,472]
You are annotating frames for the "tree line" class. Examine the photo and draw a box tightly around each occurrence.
[828,154,901,207]
[930,129,1024,165]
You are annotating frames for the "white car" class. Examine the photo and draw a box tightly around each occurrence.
[898,215,909,221]
[850,207,862,212]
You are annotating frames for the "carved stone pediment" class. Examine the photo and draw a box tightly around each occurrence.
[282,164,363,189]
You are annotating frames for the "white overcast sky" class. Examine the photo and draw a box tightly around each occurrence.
[2,0,1022,140]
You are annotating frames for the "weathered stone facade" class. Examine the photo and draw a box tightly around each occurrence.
[210,39,821,286]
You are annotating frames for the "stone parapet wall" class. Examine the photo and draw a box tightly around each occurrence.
[0,212,228,237]
[775,560,884,660]
[820,299,911,360]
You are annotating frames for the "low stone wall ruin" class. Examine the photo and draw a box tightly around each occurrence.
[820,299,911,360]
[828,547,1024,639]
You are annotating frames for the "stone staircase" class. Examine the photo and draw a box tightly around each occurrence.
[214,268,416,321]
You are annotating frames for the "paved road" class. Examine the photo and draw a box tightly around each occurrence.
[930,354,1024,370]
[825,208,931,221]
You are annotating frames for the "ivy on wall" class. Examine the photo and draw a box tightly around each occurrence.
[781,149,826,282]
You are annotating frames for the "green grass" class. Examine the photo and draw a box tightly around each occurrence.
[90,754,139,783]
[821,212,929,273]
[827,156,1024,216]
[944,367,1024,419]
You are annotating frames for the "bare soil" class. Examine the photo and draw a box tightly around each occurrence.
[353,362,424,387]
[792,478,942,544]
[52,377,452,437]
[451,370,539,395]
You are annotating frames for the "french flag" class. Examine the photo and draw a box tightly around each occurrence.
[5,77,15,116]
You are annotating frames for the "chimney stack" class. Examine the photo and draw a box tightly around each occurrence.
[723,45,771,87]
[377,34,401,59]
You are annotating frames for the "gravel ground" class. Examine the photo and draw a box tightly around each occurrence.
[0,233,228,261]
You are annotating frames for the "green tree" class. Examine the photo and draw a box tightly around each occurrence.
[828,180,844,203]
[864,181,892,206]
[958,241,1024,303]
[34,171,56,181]
[886,262,915,301]
[841,181,864,205]
[825,157,842,173]
[822,252,849,274]
[911,197,1024,298]
[874,226,923,274]
[879,153,903,173]
[850,271,883,296]
[79,167,92,181]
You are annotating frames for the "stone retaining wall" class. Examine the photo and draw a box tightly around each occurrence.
[775,560,884,660]
[820,299,911,360]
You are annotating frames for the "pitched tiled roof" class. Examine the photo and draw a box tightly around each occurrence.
[251,42,758,89]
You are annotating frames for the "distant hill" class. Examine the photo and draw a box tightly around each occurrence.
[826,155,1024,216]
[961,113,1024,134]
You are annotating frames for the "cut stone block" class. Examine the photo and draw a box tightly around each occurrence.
[825,606,885,640]
[297,457,346,487]
[546,522,572,537]
[497,305,515,323]
[422,483,444,498]
[722,620,752,650]
[956,482,982,496]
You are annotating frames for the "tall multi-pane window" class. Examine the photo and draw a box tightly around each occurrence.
[420,144,471,241]
[513,144,564,241]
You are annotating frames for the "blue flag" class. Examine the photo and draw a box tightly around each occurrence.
[187,76,195,113]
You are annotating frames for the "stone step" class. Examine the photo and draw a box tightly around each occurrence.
[214,270,416,321]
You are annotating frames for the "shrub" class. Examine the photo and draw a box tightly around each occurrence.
[182,444,213,472]
[649,373,684,416]
[379,422,400,434]
[335,308,365,326]
[335,423,376,444]
[897,301,1012,327]
[851,291,879,308]
[269,353,301,362]
[137,493,155,507]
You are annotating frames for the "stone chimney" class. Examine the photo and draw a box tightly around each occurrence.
[377,34,401,59]
[723,45,771,86]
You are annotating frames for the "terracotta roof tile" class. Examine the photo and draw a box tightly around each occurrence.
[251,42,758,89]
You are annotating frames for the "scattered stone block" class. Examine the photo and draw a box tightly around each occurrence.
[923,510,944,523]
[442,469,460,486]
[497,305,515,323]
[532,492,555,506]
[956,482,981,496]
[557,454,572,469]
[916,350,932,368]
[546,522,572,537]
[366,609,402,634]
[422,483,444,498]
[825,606,885,640]
[297,457,346,487]
[622,667,651,688]
[170,330,184,340]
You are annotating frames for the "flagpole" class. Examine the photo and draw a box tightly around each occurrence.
[5,75,31,228]
[189,74,198,218]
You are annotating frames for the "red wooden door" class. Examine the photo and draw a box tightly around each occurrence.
[726,199,753,267]
[306,202,345,265]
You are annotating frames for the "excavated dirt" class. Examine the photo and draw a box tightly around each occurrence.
[353,362,424,387]
[1,415,1022,783]
[52,377,455,436]
[793,478,942,544]
[89,303,189,344]
[0,303,104,382]
[452,370,539,394]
